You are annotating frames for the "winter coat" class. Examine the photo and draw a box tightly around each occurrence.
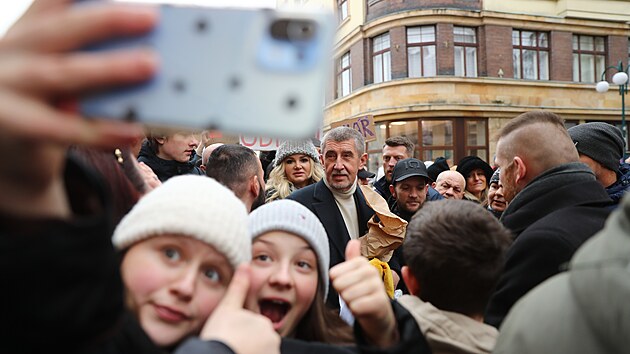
[398,295,498,354]
[0,155,164,354]
[606,162,630,204]
[287,180,376,308]
[494,193,630,354]
[484,162,612,328]
[138,140,203,182]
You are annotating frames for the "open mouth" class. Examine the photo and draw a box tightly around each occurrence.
[259,299,291,325]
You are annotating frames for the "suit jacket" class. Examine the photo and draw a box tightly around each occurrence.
[288,180,375,307]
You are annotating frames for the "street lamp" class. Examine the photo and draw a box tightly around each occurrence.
[595,60,629,157]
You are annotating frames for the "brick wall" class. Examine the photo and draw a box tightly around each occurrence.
[607,35,629,81]
[481,25,513,78]
[350,39,367,90]
[390,26,408,79]
[436,23,454,75]
[367,0,482,22]
[549,31,573,81]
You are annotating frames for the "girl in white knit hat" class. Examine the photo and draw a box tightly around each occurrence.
[265,140,324,202]
[246,199,354,344]
[112,174,252,349]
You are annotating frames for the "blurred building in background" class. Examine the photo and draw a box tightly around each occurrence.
[279,0,630,170]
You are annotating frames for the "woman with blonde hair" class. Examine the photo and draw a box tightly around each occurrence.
[266,140,324,202]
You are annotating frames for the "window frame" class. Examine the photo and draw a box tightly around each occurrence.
[338,0,348,23]
[572,34,606,83]
[512,29,550,80]
[453,26,478,78]
[336,51,352,98]
[372,32,392,84]
[406,25,437,78]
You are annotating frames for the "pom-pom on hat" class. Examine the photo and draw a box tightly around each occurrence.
[568,122,625,172]
[248,199,330,298]
[113,175,251,268]
[274,140,320,167]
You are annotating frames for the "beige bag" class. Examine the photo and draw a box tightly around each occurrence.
[358,185,407,262]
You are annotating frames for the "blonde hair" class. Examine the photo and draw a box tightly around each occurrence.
[265,156,324,202]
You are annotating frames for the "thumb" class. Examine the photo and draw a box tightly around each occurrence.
[345,239,362,260]
[216,263,251,310]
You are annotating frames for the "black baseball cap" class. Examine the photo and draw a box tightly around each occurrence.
[391,158,429,183]
[358,168,376,179]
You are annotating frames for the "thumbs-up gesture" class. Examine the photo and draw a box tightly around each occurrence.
[200,264,280,354]
[329,240,399,348]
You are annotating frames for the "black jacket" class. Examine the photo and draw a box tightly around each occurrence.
[287,180,376,308]
[485,163,612,328]
[0,155,165,354]
[138,141,203,182]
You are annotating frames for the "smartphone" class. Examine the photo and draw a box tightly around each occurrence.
[79,3,333,139]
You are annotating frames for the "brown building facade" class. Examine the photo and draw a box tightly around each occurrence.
[315,0,630,171]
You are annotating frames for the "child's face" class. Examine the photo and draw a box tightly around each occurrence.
[246,231,319,337]
[121,235,233,347]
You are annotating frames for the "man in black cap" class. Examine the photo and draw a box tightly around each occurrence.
[389,158,431,222]
[568,122,630,205]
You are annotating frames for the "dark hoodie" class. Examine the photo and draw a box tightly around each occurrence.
[138,140,203,182]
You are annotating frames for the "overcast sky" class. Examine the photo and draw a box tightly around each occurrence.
[0,1,277,37]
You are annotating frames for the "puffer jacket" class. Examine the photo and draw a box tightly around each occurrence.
[606,163,630,204]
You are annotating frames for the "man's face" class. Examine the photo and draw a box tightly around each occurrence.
[322,139,366,192]
[251,159,266,211]
[433,172,465,199]
[382,145,409,182]
[391,176,428,214]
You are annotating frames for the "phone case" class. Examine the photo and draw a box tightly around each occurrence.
[79,5,333,139]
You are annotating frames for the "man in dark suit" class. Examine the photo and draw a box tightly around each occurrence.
[484,111,612,328]
[288,126,388,308]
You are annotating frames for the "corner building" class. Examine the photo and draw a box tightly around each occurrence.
[279,0,630,170]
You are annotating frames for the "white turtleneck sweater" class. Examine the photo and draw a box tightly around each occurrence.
[323,177,360,240]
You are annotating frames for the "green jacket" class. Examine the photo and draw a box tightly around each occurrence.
[494,194,630,353]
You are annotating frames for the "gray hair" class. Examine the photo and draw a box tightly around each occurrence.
[321,127,365,155]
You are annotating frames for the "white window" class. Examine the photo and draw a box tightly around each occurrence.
[373,33,391,83]
[454,26,477,77]
[572,35,606,83]
[337,52,351,98]
[407,26,436,78]
[512,30,549,80]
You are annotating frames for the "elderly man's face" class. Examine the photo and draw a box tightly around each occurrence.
[322,139,366,192]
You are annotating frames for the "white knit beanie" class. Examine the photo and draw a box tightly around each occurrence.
[248,199,330,297]
[274,140,320,167]
[113,175,251,268]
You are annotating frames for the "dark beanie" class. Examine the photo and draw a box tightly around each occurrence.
[456,156,493,185]
[427,157,450,182]
[489,168,500,185]
[568,122,624,171]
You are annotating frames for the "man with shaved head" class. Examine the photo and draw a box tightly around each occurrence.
[484,111,613,328]
[432,170,466,199]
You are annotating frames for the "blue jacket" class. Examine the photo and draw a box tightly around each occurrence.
[606,163,630,204]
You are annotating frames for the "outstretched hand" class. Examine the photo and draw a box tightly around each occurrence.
[330,240,399,348]
[201,264,280,354]
[0,0,158,217]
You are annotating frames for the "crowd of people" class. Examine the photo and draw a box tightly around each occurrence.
[2,1,629,353]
